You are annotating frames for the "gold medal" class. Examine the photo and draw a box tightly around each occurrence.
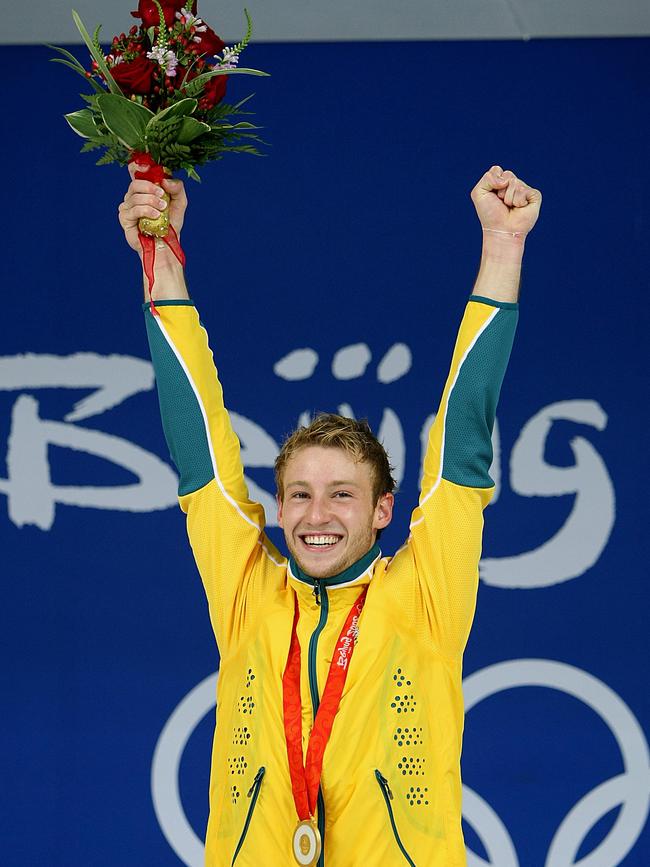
[292,818,322,866]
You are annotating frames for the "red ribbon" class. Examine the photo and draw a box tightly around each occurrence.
[130,151,186,317]
[282,587,368,821]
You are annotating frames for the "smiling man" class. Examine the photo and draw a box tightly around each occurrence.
[276,419,395,588]
[119,164,541,866]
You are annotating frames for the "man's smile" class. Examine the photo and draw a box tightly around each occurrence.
[299,533,344,551]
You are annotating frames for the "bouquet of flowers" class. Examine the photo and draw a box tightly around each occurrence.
[52,1,268,306]
[53,2,267,183]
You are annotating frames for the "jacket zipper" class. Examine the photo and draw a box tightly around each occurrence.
[375,770,416,866]
[231,766,266,865]
[308,580,328,866]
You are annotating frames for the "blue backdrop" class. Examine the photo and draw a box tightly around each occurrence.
[2,36,648,866]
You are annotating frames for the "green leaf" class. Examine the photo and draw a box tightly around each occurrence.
[50,58,105,92]
[177,117,211,144]
[150,0,167,44]
[183,67,269,98]
[65,109,99,138]
[92,24,103,55]
[147,98,198,127]
[71,9,122,95]
[97,93,153,149]
[213,121,259,130]
[232,93,255,110]
[46,43,86,71]
[231,8,253,55]
[183,164,201,182]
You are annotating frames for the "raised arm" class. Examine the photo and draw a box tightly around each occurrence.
[118,166,285,655]
[403,166,541,657]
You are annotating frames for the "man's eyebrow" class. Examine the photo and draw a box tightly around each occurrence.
[284,480,361,488]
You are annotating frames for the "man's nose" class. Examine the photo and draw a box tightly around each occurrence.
[305,495,330,526]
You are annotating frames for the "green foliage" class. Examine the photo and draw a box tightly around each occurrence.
[71,10,122,95]
[48,44,105,93]
[151,0,168,47]
[92,24,103,56]
[97,93,154,149]
[148,98,198,126]
[144,115,183,163]
[65,109,99,138]
[232,9,253,56]
[56,11,268,177]
[182,66,269,99]
[177,117,211,144]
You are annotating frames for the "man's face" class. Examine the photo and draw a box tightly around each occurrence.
[277,445,394,579]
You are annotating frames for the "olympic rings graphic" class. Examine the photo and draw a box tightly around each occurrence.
[462,660,650,867]
[151,661,649,867]
[152,672,218,867]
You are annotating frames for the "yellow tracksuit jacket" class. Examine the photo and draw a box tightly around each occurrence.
[144,294,518,866]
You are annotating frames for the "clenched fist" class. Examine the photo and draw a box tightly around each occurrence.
[471,166,542,237]
[118,161,188,257]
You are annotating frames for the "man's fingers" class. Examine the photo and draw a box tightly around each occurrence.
[504,178,518,207]
[162,177,187,205]
[510,179,541,209]
[118,200,163,225]
[128,162,147,181]
[513,184,529,208]
[473,165,508,200]
[125,180,166,201]
[126,191,168,210]
[526,186,543,207]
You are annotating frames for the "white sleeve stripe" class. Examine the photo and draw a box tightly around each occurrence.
[258,538,285,568]
[410,307,499,529]
[153,313,263,534]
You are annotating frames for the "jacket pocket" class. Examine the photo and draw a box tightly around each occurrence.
[375,770,416,866]
[231,766,266,865]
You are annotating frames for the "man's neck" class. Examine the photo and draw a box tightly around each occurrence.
[289,543,381,588]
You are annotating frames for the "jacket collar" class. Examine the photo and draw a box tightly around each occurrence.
[288,542,381,590]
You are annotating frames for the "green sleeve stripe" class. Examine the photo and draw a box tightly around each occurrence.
[144,309,214,496]
[442,306,518,488]
[469,294,519,310]
[142,300,195,310]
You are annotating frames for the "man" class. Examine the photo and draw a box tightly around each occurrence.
[119,164,541,866]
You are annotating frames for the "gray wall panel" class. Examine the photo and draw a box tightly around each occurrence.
[2,0,649,43]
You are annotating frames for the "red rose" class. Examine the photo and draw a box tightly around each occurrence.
[111,56,157,95]
[131,0,185,29]
[199,73,227,109]
[193,25,225,57]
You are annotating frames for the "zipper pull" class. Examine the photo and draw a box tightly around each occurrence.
[247,766,265,797]
[376,770,394,800]
[313,579,321,606]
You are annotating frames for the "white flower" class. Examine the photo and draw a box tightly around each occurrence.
[105,54,124,66]
[146,46,179,77]
[215,45,240,69]
[176,7,207,32]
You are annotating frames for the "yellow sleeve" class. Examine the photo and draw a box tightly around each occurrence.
[397,296,518,657]
[144,301,285,656]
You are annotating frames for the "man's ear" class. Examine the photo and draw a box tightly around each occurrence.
[373,492,394,531]
[276,493,284,528]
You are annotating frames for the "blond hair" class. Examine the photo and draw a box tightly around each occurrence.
[274,413,395,503]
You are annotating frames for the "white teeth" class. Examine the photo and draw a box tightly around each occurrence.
[303,535,340,546]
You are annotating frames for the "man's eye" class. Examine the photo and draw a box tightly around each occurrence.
[292,492,309,499]
[334,491,351,498]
